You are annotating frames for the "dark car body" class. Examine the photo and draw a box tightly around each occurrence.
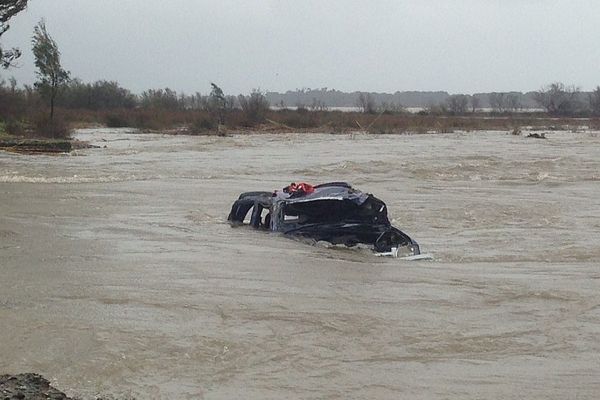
[228,182,420,256]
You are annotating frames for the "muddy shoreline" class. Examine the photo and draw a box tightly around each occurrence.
[0,138,72,154]
[1,374,72,400]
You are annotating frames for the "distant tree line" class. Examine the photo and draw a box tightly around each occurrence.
[2,1,600,140]
[266,86,600,117]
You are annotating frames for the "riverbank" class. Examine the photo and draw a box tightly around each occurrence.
[0,136,72,154]
[2,111,597,156]
[3,109,599,145]
[0,374,73,400]
[0,129,103,154]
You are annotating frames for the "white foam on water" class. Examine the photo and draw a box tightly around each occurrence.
[0,174,140,184]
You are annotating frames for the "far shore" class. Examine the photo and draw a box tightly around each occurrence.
[1,112,598,155]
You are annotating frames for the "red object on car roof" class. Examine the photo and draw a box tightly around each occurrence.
[283,182,315,196]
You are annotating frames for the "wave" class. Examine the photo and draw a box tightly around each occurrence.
[0,174,218,184]
[0,174,144,184]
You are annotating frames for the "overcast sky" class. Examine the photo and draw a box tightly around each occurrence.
[2,0,599,95]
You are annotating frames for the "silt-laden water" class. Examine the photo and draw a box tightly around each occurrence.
[1,129,599,399]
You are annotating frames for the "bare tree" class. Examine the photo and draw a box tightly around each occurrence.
[224,95,236,111]
[8,75,17,92]
[446,94,469,114]
[140,88,180,110]
[506,93,522,112]
[533,82,581,116]
[356,92,375,114]
[190,91,208,110]
[238,89,270,124]
[489,92,507,112]
[425,101,447,116]
[0,0,28,68]
[588,86,600,116]
[470,95,481,113]
[309,97,327,111]
[378,101,403,114]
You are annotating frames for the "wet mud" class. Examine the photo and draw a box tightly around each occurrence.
[1,374,71,400]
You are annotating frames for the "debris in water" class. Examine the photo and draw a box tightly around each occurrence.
[527,132,547,139]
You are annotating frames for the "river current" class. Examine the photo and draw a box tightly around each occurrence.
[1,129,599,399]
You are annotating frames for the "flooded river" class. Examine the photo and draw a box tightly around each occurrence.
[1,129,599,399]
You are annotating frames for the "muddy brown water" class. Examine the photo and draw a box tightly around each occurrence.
[1,129,599,399]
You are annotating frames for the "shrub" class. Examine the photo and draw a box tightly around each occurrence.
[191,116,215,132]
[238,90,270,125]
[5,118,27,136]
[105,112,132,128]
[32,113,70,138]
[272,109,319,128]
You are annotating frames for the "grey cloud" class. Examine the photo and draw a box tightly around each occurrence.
[2,0,599,94]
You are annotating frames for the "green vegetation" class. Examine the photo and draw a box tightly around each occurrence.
[32,19,70,137]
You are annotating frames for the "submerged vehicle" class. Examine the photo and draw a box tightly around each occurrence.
[228,182,423,258]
